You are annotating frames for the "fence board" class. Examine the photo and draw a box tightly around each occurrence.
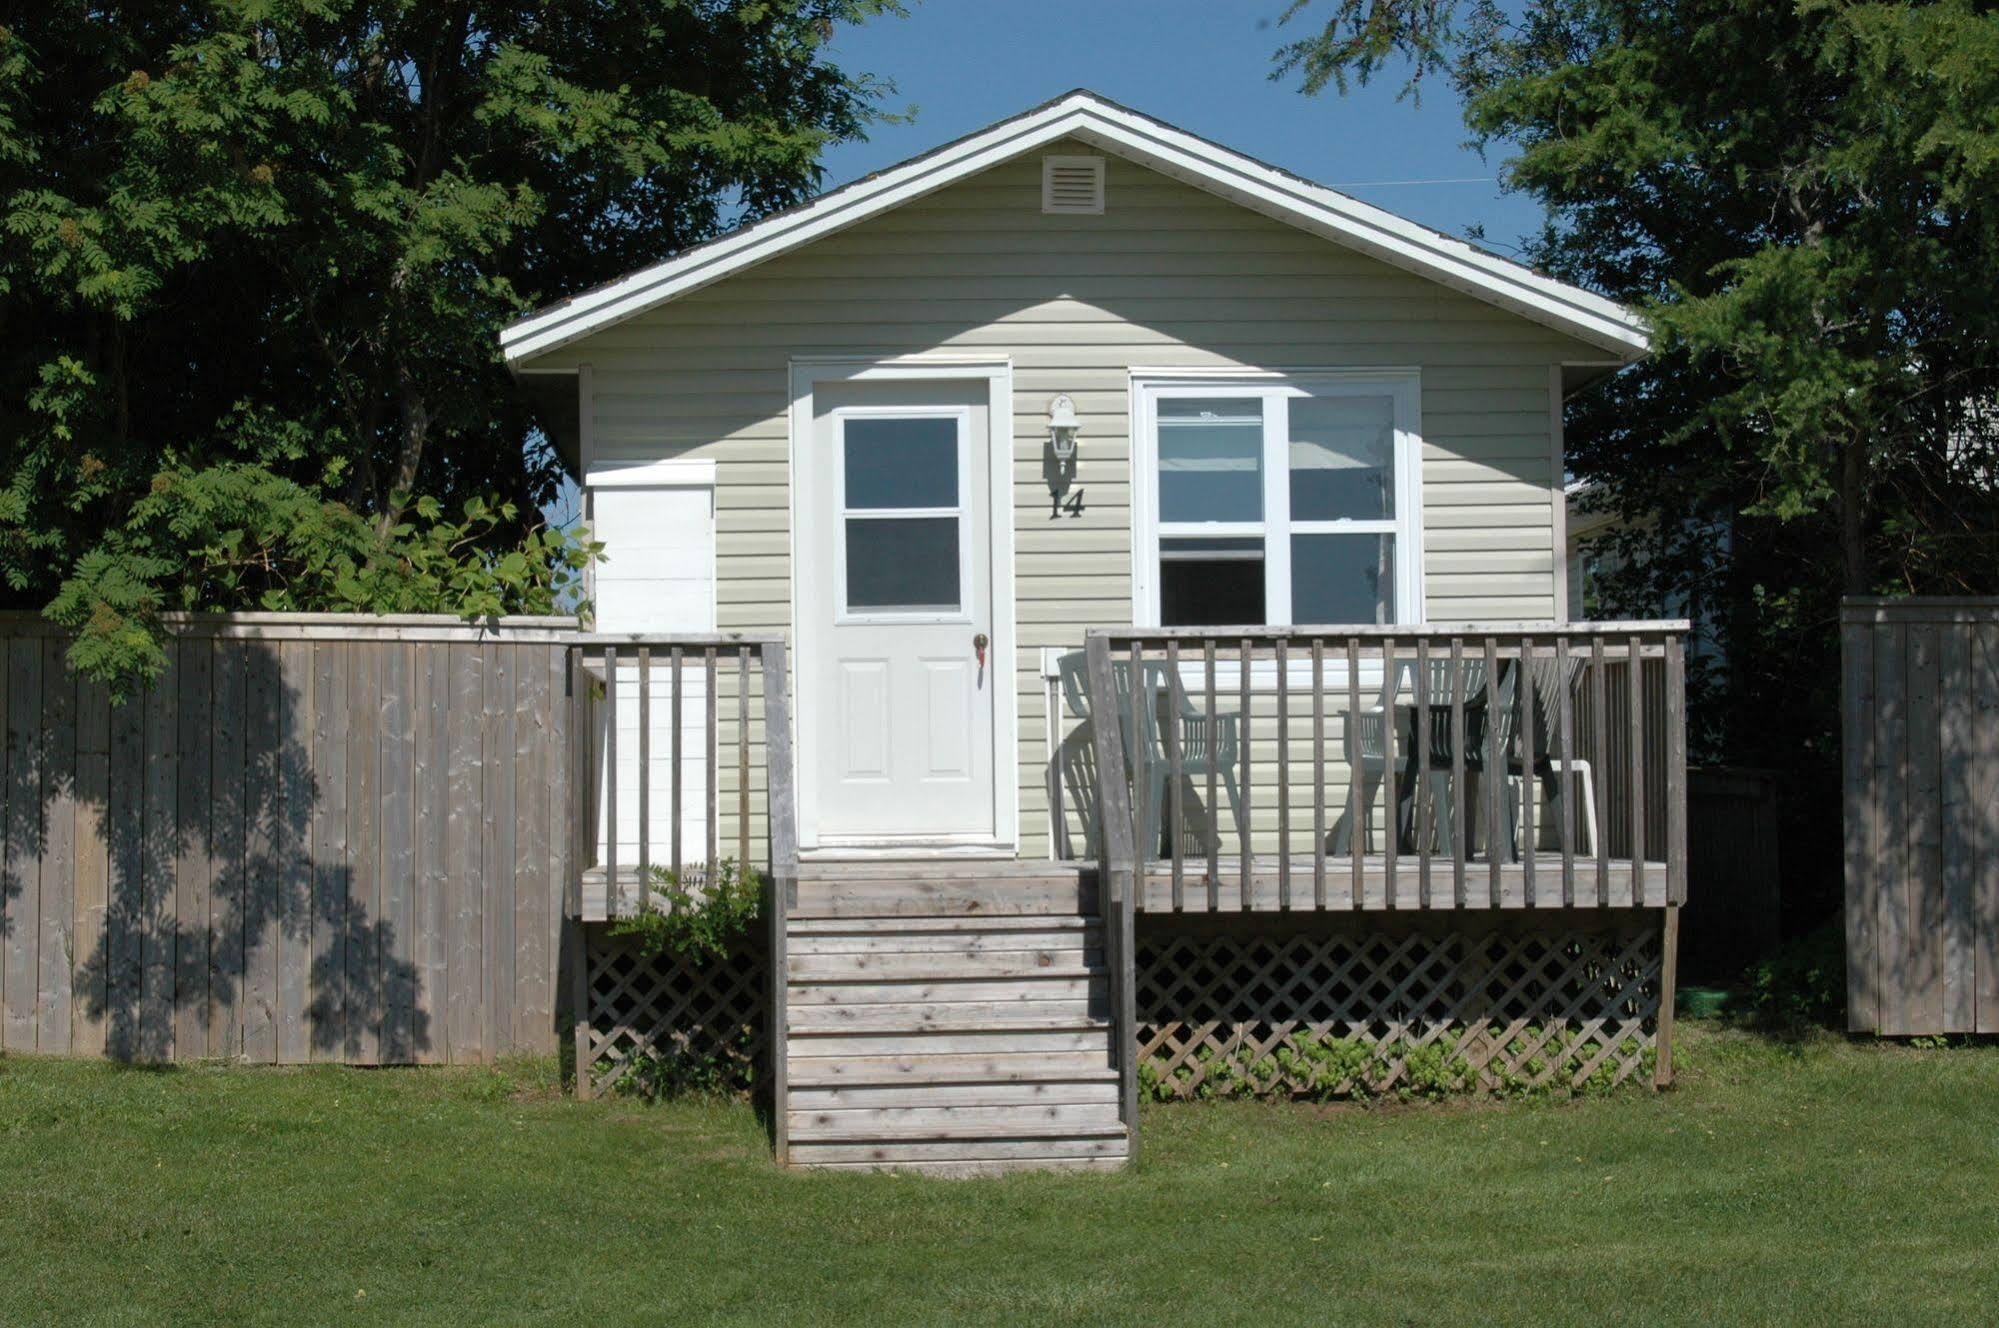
[175,636,214,1059]
[210,639,246,1057]
[1845,599,1999,1036]
[242,645,281,1062]
[380,642,416,1063]
[5,637,42,1050]
[73,675,110,1057]
[277,640,313,1063]
[38,636,75,1053]
[310,641,348,1060]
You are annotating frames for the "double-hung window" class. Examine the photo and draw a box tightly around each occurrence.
[1134,373,1422,628]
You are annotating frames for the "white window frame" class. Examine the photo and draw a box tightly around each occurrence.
[1130,369,1425,628]
[831,404,974,626]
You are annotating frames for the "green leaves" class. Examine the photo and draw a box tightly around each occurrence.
[2,0,894,690]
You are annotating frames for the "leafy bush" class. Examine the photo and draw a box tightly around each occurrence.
[1746,918,1847,1030]
[610,859,764,966]
[612,1026,759,1100]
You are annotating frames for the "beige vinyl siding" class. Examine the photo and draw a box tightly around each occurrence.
[534,143,1604,857]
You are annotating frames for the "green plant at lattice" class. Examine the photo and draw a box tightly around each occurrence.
[611,1025,759,1100]
[1142,1027,1650,1103]
[610,859,764,966]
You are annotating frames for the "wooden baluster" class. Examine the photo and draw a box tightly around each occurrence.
[1381,635,1397,910]
[1165,637,1185,912]
[1415,635,1431,910]
[1204,639,1219,910]
[1591,635,1610,906]
[1276,636,1291,910]
[738,646,751,871]
[1666,632,1687,907]
[1346,636,1362,911]
[1451,636,1468,908]
[706,647,719,877]
[1520,636,1537,907]
[1556,632,1576,907]
[637,647,651,893]
[1627,633,1645,906]
[1312,637,1327,910]
[670,646,683,881]
[603,646,618,910]
[1239,636,1252,911]
[1484,635,1502,908]
[1130,639,1149,878]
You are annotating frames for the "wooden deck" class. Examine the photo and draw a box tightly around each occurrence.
[579,854,1666,921]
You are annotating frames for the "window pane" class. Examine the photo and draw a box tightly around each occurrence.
[845,517,960,610]
[844,417,958,509]
[1288,394,1395,521]
[1292,532,1394,625]
[1160,537,1264,627]
[1158,398,1262,522]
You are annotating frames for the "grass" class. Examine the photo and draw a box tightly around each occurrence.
[3,1025,1996,1326]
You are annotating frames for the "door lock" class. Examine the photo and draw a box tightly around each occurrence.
[974,633,989,668]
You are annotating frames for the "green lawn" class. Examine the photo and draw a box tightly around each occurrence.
[3,1026,1995,1327]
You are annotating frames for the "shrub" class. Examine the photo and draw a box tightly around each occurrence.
[609,859,763,965]
[1746,917,1846,1030]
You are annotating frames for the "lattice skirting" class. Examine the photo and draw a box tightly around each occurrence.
[576,926,770,1099]
[1136,911,1663,1099]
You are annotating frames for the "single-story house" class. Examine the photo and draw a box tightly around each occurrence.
[504,91,1688,1174]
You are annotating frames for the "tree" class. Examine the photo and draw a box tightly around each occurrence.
[1,1,897,689]
[1276,0,1999,918]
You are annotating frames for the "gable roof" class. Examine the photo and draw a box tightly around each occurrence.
[500,89,1650,364]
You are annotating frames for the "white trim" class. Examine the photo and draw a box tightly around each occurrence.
[1129,369,1425,629]
[585,456,718,489]
[786,355,1019,855]
[501,91,1651,363]
[1549,363,1569,623]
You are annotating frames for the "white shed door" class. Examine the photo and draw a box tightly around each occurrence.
[800,381,996,845]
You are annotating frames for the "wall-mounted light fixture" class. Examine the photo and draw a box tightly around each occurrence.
[1047,393,1080,462]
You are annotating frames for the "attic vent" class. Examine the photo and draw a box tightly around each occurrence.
[1041,155,1105,215]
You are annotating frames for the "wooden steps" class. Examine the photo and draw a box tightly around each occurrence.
[782,864,1128,1175]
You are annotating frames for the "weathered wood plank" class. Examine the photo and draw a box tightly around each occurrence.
[412,642,448,1063]
[174,636,213,1059]
[72,673,110,1057]
[1872,622,1909,1036]
[139,662,177,1060]
[511,645,550,1052]
[1975,624,1999,1035]
[1939,622,1976,1032]
[276,640,313,1063]
[4,638,43,1052]
[379,641,416,1062]
[241,645,282,1062]
[208,638,246,1058]
[105,684,146,1060]
[444,642,484,1061]
[309,641,349,1061]
[1904,621,1944,1034]
[345,640,381,1063]
[38,637,76,1053]
[484,642,517,1056]
[1841,621,1877,1033]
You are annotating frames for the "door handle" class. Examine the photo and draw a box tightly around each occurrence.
[974,633,989,668]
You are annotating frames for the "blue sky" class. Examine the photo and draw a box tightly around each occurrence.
[821,0,1545,258]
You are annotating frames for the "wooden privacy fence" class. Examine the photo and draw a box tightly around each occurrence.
[0,613,581,1065]
[1843,598,1999,1035]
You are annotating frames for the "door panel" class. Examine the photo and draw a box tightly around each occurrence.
[799,378,998,844]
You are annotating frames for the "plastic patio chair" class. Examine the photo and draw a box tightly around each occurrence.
[1056,651,1241,860]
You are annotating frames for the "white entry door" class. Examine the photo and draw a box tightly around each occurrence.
[798,379,999,846]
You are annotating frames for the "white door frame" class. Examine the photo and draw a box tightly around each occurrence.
[787,354,1018,856]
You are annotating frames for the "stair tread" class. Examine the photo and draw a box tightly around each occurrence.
[790,1066,1118,1089]
[788,966,1101,983]
[788,915,1094,933]
[788,1120,1130,1144]
[788,1013,1112,1036]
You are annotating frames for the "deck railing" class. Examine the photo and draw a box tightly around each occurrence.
[565,634,797,1140]
[1074,623,1689,913]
